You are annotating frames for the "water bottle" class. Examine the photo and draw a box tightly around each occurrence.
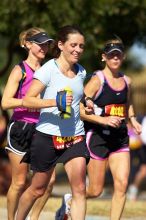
[63,86,72,119]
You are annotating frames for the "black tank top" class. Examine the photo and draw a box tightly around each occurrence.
[94,72,128,116]
[84,71,128,131]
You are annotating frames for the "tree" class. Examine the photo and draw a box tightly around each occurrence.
[0,0,146,77]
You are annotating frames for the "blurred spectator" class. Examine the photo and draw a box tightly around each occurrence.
[0,92,11,195]
[127,116,146,200]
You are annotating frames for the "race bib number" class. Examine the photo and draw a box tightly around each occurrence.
[52,135,83,150]
[105,104,126,117]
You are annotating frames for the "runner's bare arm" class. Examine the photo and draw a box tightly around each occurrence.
[84,75,101,98]
[126,75,142,134]
[1,65,23,110]
[23,79,56,108]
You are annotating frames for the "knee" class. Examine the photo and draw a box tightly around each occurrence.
[72,182,86,196]
[12,179,26,192]
[115,178,128,193]
[31,187,46,199]
[87,185,103,198]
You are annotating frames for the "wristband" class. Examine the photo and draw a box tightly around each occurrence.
[85,97,94,102]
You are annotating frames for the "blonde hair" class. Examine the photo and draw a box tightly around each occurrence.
[19,27,46,49]
[104,35,123,46]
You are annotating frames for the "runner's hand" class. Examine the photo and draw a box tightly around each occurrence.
[102,116,123,128]
[85,98,94,114]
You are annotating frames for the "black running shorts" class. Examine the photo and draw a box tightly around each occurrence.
[86,121,129,160]
[30,131,90,172]
[6,120,36,155]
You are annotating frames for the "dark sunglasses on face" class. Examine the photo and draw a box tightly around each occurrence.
[106,51,124,59]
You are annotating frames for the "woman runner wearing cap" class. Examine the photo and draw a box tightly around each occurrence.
[80,36,141,220]
[1,27,55,220]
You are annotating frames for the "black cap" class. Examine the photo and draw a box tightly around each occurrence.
[103,43,124,54]
[26,32,53,44]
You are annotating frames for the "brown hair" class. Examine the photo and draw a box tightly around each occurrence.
[104,35,124,47]
[51,25,84,58]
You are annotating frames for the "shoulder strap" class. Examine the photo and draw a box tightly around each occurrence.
[93,70,104,84]
[18,61,27,98]
[19,61,27,81]
[123,75,130,89]
[93,70,105,100]
[118,72,129,89]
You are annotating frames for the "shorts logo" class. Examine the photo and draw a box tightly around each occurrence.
[53,135,83,150]
[105,104,126,117]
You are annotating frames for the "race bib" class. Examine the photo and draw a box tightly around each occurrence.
[105,104,126,117]
[52,135,83,150]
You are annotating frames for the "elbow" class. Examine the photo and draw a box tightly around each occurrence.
[1,100,8,110]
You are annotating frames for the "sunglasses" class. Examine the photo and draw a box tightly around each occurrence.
[106,51,124,60]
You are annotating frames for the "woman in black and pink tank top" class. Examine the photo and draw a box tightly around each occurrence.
[1,27,55,220]
[80,36,142,220]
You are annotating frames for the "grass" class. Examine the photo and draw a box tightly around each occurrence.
[0,196,146,218]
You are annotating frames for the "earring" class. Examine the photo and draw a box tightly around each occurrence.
[102,58,105,62]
